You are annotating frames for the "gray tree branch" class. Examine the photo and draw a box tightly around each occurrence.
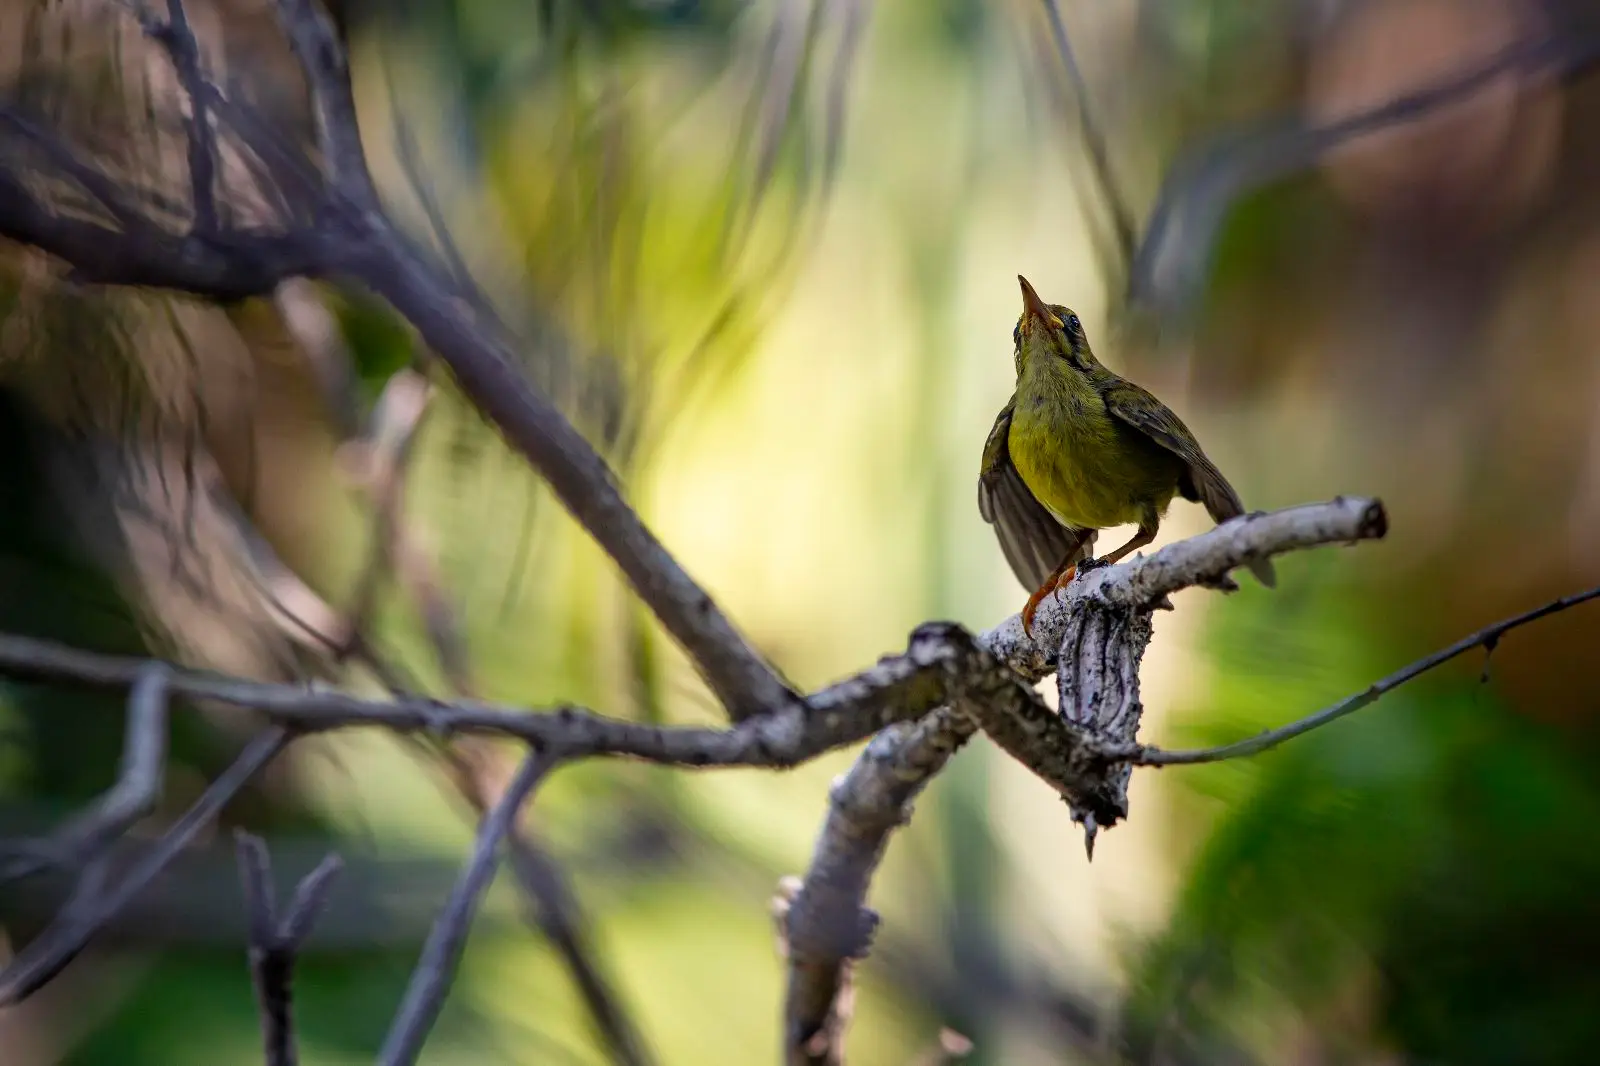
[0,728,291,1004]
[378,748,558,1066]
[235,832,345,1066]
[1133,581,1600,767]
[780,495,1389,1064]
[1,664,171,882]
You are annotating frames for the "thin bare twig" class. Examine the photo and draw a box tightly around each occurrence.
[1135,583,1600,766]
[235,832,345,1066]
[336,368,435,661]
[0,729,291,1004]
[504,832,656,1066]
[273,0,379,208]
[1131,28,1600,313]
[378,747,559,1066]
[431,742,658,1066]
[1,664,171,882]
[127,0,221,231]
[1036,0,1137,265]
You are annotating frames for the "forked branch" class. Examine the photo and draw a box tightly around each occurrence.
[781,496,1389,1063]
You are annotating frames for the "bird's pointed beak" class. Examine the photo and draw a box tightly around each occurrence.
[1017,275,1061,331]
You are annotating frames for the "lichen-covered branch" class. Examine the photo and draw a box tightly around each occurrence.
[780,495,1389,1063]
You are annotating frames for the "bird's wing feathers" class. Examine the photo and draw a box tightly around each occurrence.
[1101,379,1275,587]
[979,399,1096,589]
[1101,380,1240,519]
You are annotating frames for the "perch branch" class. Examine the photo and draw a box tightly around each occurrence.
[0,621,1052,771]
[378,748,558,1066]
[781,495,1388,1063]
[0,498,1387,1009]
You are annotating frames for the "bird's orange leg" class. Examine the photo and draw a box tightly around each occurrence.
[1099,521,1158,567]
[1021,554,1081,636]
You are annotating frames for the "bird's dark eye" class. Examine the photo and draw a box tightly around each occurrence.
[1012,323,1021,347]
[1065,314,1081,333]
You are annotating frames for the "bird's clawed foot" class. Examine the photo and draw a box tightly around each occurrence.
[1020,558,1089,637]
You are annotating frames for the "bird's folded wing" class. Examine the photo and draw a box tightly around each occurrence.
[1103,380,1275,587]
[979,400,1095,590]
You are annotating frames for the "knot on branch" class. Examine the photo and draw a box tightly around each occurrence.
[784,885,881,964]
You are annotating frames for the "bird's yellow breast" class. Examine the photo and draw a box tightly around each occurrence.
[1008,366,1181,530]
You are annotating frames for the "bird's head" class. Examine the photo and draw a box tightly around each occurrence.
[1013,275,1096,377]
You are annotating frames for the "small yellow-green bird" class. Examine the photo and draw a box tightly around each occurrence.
[980,276,1275,634]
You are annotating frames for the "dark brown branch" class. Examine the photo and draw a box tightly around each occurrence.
[129,0,221,231]
[273,0,379,208]
[378,748,558,1066]
[1135,582,1600,766]
[504,833,656,1066]
[0,159,326,295]
[0,0,801,722]
[344,231,801,720]
[0,729,291,1004]
[235,832,344,1066]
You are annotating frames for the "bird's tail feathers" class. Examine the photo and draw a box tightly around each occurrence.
[1196,460,1277,588]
